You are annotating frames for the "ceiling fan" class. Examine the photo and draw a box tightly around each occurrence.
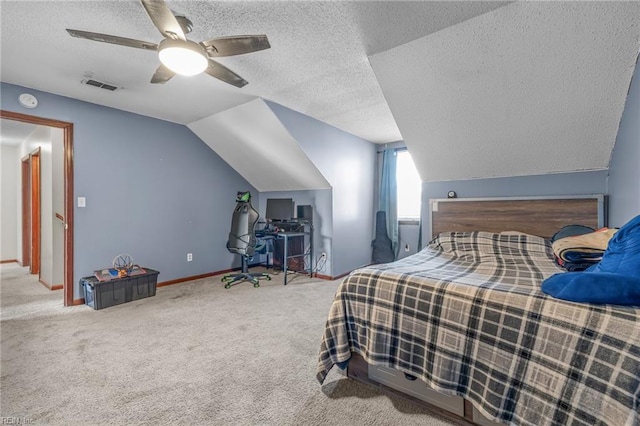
[66,0,270,88]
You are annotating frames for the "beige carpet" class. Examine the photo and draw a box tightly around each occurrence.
[0,263,455,425]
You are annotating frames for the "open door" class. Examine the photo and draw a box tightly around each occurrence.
[2,110,74,307]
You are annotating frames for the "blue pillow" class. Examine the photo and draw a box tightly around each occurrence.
[542,214,640,305]
[588,215,640,276]
[542,272,640,305]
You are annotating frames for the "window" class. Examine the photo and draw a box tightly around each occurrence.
[396,150,422,222]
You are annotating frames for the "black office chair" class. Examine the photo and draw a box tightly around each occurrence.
[222,191,271,288]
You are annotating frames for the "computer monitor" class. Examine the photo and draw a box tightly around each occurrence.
[265,198,294,222]
[297,205,313,224]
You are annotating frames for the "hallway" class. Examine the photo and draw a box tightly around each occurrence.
[0,262,64,321]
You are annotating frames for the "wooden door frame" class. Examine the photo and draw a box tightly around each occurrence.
[2,110,74,307]
[22,148,41,275]
[21,158,31,267]
[31,150,41,275]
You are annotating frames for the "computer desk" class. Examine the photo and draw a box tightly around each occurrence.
[256,222,313,285]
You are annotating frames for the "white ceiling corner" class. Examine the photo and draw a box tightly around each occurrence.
[370,1,640,182]
[0,119,37,147]
[187,98,331,192]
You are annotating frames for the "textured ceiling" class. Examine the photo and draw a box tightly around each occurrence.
[0,1,507,144]
[188,99,330,192]
[370,1,640,181]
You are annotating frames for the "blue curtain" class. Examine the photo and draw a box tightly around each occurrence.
[379,148,398,258]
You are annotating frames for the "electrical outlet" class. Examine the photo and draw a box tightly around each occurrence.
[187,253,193,262]
[404,244,410,252]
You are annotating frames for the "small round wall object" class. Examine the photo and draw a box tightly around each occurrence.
[18,93,38,109]
[447,191,457,199]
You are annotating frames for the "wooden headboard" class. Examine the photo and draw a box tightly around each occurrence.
[430,195,605,240]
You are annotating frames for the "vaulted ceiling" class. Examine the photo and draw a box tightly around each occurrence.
[1,1,639,185]
[370,1,640,182]
[0,0,506,144]
[188,99,331,192]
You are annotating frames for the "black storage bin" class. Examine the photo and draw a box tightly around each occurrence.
[126,270,159,301]
[80,268,159,310]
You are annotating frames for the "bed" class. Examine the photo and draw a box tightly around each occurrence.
[317,195,639,426]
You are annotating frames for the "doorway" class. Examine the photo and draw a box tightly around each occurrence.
[21,148,41,275]
[1,110,74,307]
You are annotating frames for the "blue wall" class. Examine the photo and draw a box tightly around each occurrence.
[1,82,257,299]
[418,170,608,243]
[9,63,631,293]
[267,102,376,277]
[257,189,332,275]
[608,56,640,227]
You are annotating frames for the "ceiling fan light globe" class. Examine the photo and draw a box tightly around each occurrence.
[158,39,207,76]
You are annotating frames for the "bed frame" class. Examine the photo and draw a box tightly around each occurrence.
[429,194,605,239]
[344,195,606,425]
[345,353,480,425]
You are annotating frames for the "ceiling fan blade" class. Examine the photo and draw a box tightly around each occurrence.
[150,64,176,84]
[66,29,157,51]
[140,0,186,41]
[200,35,270,57]
[205,59,248,88]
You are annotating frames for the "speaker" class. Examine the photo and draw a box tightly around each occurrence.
[297,205,313,223]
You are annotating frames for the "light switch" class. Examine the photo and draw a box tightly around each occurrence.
[77,197,86,208]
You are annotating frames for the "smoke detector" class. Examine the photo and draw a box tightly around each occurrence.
[18,93,38,108]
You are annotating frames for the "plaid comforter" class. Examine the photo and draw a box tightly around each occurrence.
[317,232,640,426]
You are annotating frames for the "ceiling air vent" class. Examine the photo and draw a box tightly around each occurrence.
[81,78,120,91]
